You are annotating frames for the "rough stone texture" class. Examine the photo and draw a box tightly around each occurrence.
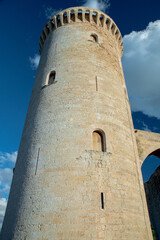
[0,7,153,240]
[144,166,160,240]
[135,129,160,166]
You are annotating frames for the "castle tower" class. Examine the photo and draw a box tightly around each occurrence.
[1,7,153,240]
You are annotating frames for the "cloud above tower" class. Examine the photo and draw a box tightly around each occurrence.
[0,198,7,229]
[0,151,17,229]
[45,7,63,19]
[0,151,17,165]
[29,54,40,70]
[44,1,110,20]
[122,20,160,119]
[31,5,160,121]
[82,0,110,12]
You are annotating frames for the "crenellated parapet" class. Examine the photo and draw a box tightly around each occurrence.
[39,7,123,55]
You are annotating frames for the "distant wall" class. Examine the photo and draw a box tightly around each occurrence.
[144,166,160,240]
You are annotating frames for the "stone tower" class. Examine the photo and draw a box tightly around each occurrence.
[0,7,154,240]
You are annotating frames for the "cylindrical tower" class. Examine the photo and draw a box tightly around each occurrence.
[1,7,153,240]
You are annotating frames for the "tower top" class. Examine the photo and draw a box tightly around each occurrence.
[39,7,123,55]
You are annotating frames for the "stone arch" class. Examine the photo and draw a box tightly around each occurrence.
[141,149,160,182]
[141,147,160,167]
[135,129,160,166]
[149,149,160,157]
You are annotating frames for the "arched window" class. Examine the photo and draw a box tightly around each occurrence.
[92,130,106,152]
[48,71,56,85]
[90,33,98,43]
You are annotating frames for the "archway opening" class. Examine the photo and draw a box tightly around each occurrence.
[141,150,160,240]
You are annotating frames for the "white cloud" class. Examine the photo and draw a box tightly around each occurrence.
[0,151,17,165]
[136,120,151,132]
[29,54,40,70]
[0,151,16,198]
[122,20,160,119]
[82,0,110,12]
[0,168,13,191]
[0,185,10,196]
[0,198,7,229]
[44,1,110,20]
[141,122,151,132]
[45,7,62,19]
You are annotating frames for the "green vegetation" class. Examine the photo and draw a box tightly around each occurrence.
[151,225,156,240]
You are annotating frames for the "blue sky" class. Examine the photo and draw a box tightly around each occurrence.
[0,0,160,228]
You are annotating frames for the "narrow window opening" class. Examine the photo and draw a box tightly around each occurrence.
[92,130,106,152]
[70,11,75,22]
[90,33,98,43]
[51,19,55,30]
[106,19,110,30]
[35,148,40,175]
[96,76,98,91]
[63,12,68,24]
[78,10,82,21]
[48,71,56,85]
[115,30,119,39]
[56,15,61,27]
[45,25,50,35]
[92,12,97,23]
[99,15,104,26]
[101,192,104,209]
[85,11,90,21]
[111,24,115,34]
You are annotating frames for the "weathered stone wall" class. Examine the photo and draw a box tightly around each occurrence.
[144,166,160,240]
[0,7,153,240]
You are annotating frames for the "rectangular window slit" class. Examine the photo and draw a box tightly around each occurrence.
[101,192,104,209]
[35,148,40,175]
[96,76,98,91]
